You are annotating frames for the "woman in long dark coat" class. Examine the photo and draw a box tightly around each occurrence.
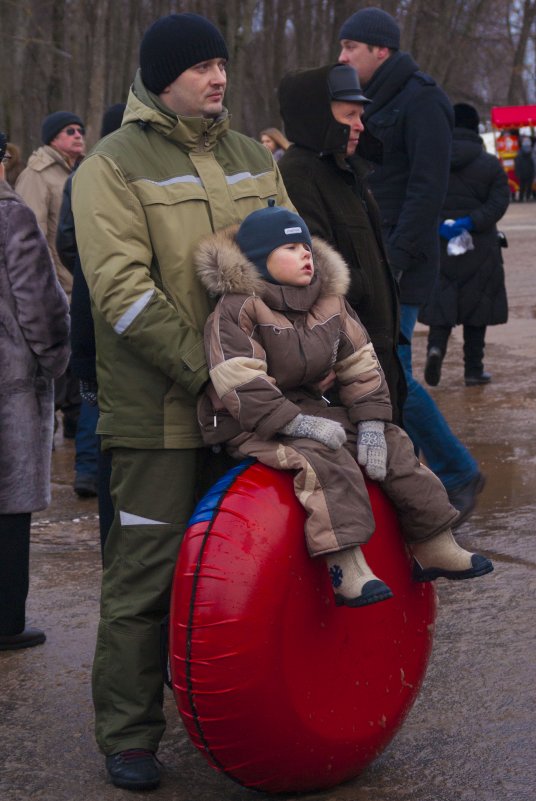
[419,103,510,387]
[0,133,70,650]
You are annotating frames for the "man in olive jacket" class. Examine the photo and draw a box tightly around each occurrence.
[339,7,484,521]
[72,13,291,791]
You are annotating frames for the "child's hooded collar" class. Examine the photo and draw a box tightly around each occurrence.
[195,225,351,312]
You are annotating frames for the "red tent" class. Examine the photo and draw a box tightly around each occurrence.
[491,105,536,129]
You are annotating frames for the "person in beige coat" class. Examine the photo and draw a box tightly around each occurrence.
[16,111,85,441]
[15,110,85,296]
[196,205,494,610]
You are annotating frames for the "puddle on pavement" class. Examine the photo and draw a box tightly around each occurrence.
[473,441,536,513]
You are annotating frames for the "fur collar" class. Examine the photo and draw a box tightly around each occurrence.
[195,225,350,301]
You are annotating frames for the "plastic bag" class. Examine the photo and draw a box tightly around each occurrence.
[447,229,474,256]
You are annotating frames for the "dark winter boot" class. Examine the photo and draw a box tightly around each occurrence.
[105,749,161,791]
[424,346,444,386]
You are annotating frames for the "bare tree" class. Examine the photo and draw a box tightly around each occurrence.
[1,0,535,159]
[506,0,536,103]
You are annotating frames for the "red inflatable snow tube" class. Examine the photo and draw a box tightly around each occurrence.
[169,460,436,793]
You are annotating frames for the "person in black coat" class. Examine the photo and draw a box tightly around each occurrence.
[419,103,510,387]
[514,138,535,201]
[278,63,405,424]
[56,103,125,555]
[338,7,483,525]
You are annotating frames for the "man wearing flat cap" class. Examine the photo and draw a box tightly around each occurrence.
[72,12,292,791]
[339,7,485,523]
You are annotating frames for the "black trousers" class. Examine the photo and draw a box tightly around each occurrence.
[0,513,31,635]
[428,324,487,376]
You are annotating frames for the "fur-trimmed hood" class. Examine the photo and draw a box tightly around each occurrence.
[195,225,350,308]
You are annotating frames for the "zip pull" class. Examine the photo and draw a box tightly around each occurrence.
[204,131,210,149]
[213,414,218,428]
[321,395,331,405]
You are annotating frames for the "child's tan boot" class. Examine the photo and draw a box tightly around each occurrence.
[411,528,494,582]
[326,546,393,608]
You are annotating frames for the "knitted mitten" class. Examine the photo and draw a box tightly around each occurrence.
[357,420,387,480]
[281,414,346,450]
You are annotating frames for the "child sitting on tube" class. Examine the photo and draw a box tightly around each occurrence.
[195,203,493,608]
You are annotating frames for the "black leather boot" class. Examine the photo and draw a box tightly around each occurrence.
[0,628,46,651]
[105,749,161,791]
[424,346,444,386]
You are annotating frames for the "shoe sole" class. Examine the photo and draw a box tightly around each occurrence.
[109,777,160,791]
[74,489,98,498]
[464,377,491,386]
[335,589,394,608]
[0,634,46,651]
[412,559,494,583]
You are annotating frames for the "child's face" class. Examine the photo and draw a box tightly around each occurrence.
[266,243,314,286]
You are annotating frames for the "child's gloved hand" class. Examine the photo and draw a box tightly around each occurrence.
[281,414,347,450]
[357,420,387,480]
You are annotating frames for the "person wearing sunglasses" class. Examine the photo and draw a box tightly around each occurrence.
[16,111,86,446]
[15,111,86,299]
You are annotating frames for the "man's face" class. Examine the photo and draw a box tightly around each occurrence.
[160,58,227,117]
[50,124,85,161]
[330,101,365,157]
[339,41,383,85]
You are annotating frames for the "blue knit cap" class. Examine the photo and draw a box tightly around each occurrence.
[236,202,313,284]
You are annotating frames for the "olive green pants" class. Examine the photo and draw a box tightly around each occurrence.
[93,447,208,755]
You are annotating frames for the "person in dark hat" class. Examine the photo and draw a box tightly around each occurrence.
[15,109,86,443]
[71,12,293,791]
[419,102,510,387]
[15,110,85,298]
[56,103,127,507]
[277,63,405,424]
[339,7,485,524]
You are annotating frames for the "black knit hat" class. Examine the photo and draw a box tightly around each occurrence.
[453,103,480,133]
[140,13,229,95]
[236,203,313,284]
[100,103,126,137]
[41,111,84,145]
[339,7,400,50]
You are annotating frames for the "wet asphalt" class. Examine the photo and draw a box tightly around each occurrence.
[1,202,535,801]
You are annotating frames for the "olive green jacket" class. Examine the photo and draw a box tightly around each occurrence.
[72,71,291,449]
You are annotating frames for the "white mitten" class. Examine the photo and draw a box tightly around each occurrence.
[281,414,347,450]
[357,420,387,480]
